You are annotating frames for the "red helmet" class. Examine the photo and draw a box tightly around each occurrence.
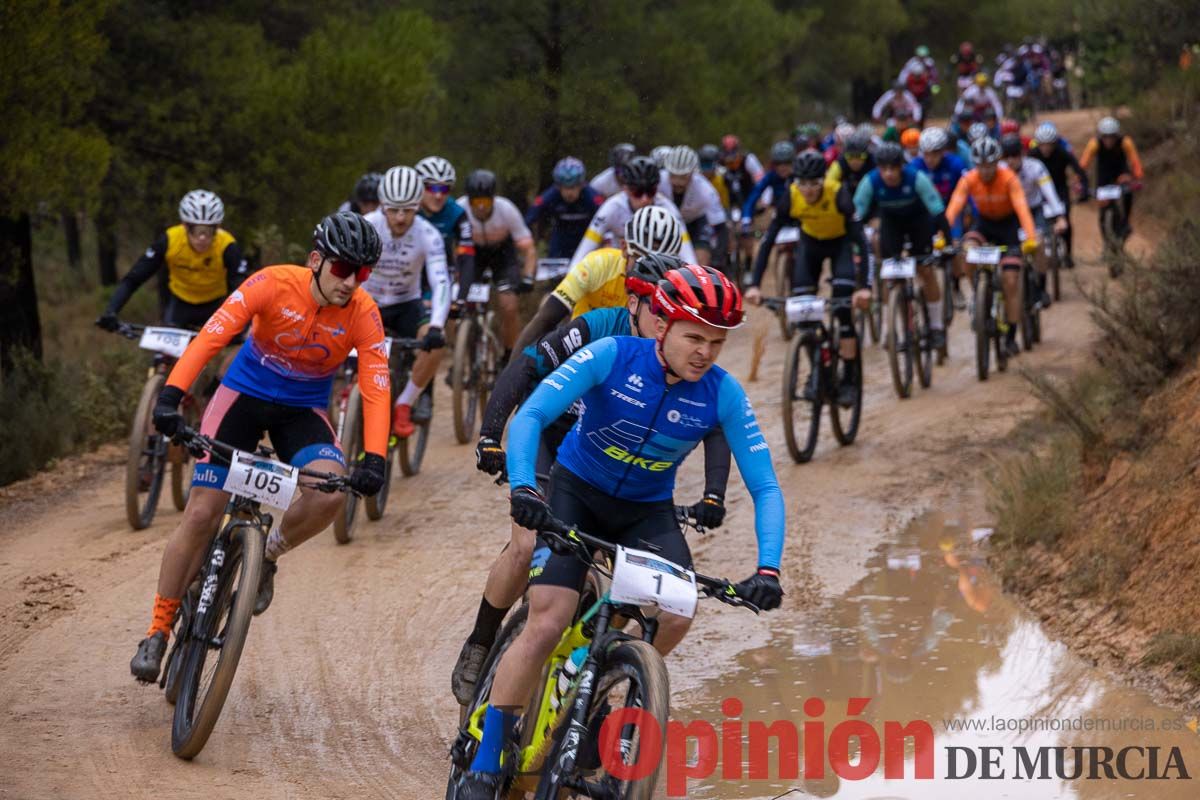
[1000,118,1020,136]
[959,41,974,55]
[652,265,744,329]
[720,134,740,155]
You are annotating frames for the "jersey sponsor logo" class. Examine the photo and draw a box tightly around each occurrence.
[540,340,561,368]
[546,378,565,391]
[677,396,707,408]
[626,373,644,392]
[205,319,226,335]
[749,440,770,453]
[601,444,672,471]
[610,388,646,408]
[317,322,346,337]
[667,408,706,428]
[227,289,247,307]
[373,373,388,389]
[569,348,595,365]
[281,306,305,323]
[318,446,341,461]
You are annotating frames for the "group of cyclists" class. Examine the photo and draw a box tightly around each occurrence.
[99,93,1145,794]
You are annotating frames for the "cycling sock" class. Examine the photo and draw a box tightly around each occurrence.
[927,301,944,330]
[470,705,519,774]
[467,597,511,647]
[397,379,421,407]
[147,594,181,637]
[264,527,292,561]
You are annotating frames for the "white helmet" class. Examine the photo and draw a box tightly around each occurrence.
[918,127,949,154]
[651,145,672,168]
[179,190,224,225]
[1097,116,1120,136]
[625,206,682,257]
[415,156,456,186]
[664,145,699,177]
[967,122,990,143]
[379,166,423,208]
[834,122,856,146]
[1034,121,1059,145]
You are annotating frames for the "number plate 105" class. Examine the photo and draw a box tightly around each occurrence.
[223,450,299,508]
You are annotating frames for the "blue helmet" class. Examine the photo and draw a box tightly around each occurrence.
[552,156,586,187]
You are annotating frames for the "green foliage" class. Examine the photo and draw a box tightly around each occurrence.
[1143,632,1200,683]
[987,435,1080,553]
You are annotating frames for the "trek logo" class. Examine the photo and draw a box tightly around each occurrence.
[626,373,644,391]
[602,445,672,471]
[610,389,646,408]
[280,306,305,323]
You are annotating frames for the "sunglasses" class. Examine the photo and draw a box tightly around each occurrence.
[627,186,657,199]
[469,197,494,209]
[797,178,823,189]
[844,152,868,160]
[425,184,452,195]
[326,258,373,283]
[185,224,217,236]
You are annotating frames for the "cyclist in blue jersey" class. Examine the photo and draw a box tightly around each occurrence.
[455,265,785,798]
[416,156,475,309]
[449,254,733,706]
[854,142,953,350]
[525,157,604,259]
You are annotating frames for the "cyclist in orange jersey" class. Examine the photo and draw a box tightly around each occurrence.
[945,136,1040,356]
[130,211,391,684]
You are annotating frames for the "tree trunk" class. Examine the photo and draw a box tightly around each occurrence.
[96,189,118,286]
[0,213,42,372]
[62,211,82,272]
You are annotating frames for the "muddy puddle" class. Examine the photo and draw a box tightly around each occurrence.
[673,512,1200,798]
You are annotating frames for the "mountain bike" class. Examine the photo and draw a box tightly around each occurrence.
[764,294,862,463]
[158,427,355,758]
[862,225,883,346]
[1043,225,1066,301]
[446,516,758,800]
[450,279,503,445]
[881,255,935,399]
[110,322,206,530]
[1095,182,1134,272]
[329,336,422,544]
[967,245,1011,381]
[1018,252,1044,352]
[768,225,800,339]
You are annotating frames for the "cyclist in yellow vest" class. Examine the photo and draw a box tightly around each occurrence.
[97,190,250,331]
[745,151,870,406]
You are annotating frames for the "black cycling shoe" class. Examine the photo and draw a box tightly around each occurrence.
[413,390,433,424]
[836,380,859,409]
[254,559,278,616]
[454,770,503,800]
[801,370,818,402]
[451,640,489,706]
[929,329,947,351]
[1004,336,1021,357]
[1038,289,1052,309]
[131,631,168,683]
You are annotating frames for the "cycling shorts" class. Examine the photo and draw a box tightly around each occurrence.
[966,215,1023,270]
[686,218,715,252]
[379,298,429,337]
[475,238,521,293]
[191,384,344,489]
[878,212,937,260]
[163,295,224,330]
[528,464,691,592]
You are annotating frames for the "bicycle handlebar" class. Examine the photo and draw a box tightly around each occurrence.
[171,426,355,494]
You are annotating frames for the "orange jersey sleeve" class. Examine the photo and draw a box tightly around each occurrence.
[944,171,975,226]
[1078,138,1098,170]
[166,269,269,393]
[347,298,390,457]
[1122,137,1144,179]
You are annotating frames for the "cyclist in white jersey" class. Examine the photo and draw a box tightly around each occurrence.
[659,145,728,268]
[571,155,696,267]
[588,143,635,199]
[363,166,451,437]
[1000,134,1067,308]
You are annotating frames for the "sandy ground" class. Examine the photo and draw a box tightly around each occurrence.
[0,109,1141,799]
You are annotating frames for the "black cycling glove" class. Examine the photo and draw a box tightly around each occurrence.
[420,326,445,351]
[152,385,186,438]
[475,437,505,475]
[350,452,387,496]
[96,313,119,332]
[516,274,536,294]
[689,492,726,529]
[510,486,553,531]
[734,568,783,611]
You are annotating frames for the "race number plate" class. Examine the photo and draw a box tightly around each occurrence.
[774,226,800,245]
[535,258,570,282]
[1006,85,1025,98]
[967,246,1003,265]
[880,257,916,280]
[222,450,299,508]
[785,295,826,325]
[467,283,492,303]
[138,327,193,358]
[1096,184,1123,201]
[609,545,698,619]
[348,336,392,360]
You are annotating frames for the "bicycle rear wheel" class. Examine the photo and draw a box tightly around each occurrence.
[915,294,933,389]
[781,333,821,463]
[451,316,478,445]
[535,639,670,800]
[126,372,169,530]
[867,264,883,345]
[364,446,395,520]
[398,407,430,476]
[172,524,262,759]
[885,284,914,399]
[1050,235,1063,301]
[829,326,862,446]
[940,261,955,328]
[974,271,992,381]
[333,388,363,544]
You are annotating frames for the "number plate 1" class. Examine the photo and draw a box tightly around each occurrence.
[536,258,570,282]
[467,283,491,303]
[967,246,1003,265]
[138,327,193,358]
[785,295,826,325]
[880,257,916,280]
[609,545,698,618]
[1096,185,1123,201]
[222,450,299,508]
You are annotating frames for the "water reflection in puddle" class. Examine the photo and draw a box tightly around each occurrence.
[679,512,1200,799]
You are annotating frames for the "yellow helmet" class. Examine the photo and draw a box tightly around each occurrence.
[974,72,989,87]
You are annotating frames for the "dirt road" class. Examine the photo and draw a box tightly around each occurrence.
[0,110,1157,799]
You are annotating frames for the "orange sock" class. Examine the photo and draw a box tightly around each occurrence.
[147,594,181,638]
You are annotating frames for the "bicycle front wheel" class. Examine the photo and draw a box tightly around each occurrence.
[885,284,914,399]
[535,639,670,800]
[829,325,862,447]
[973,271,993,381]
[126,372,169,530]
[781,333,821,463]
[172,524,262,759]
[333,387,363,543]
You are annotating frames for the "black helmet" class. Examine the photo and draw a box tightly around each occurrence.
[999,133,1024,157]
[313,211,382,267]
[465,169,497,199]
[353,172,382,204]
[698,143,720,170]
[620,155,660,193]
[626,252,684,296]
[874,142,905,167]
[844,132,872,156]
[770,140,797,164]
[793,150,827,181]
[609,143,637,169]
